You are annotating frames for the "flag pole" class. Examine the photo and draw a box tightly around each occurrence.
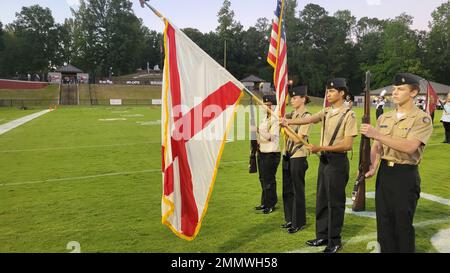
[139,0,308,148]
[242,87,310,147]
[139,0,165,20]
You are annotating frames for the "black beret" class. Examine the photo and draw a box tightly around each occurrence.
[262,95,277,105]
[327,78,348,91]
[393,73,422,86]
[289,85,307,97]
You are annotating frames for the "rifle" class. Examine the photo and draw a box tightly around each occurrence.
[249,97,258,173]
[352,71,372,212]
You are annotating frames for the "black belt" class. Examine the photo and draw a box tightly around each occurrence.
[322,152,347,156]
[381,159,417,168]
[319,152,347,164]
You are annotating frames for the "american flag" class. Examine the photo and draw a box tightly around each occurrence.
[267,0,288,117]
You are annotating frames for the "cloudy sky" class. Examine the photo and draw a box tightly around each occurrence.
[0,0,447,33]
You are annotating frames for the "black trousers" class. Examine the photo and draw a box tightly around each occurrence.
[282,156,308,228]
[316,153,349,246]
[376,107,384,120]
[376,160,420,253]
[443,122,450,143]
[257,152,281,208]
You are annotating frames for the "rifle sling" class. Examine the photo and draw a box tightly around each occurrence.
[327,109,352,147]
[287,112,310,155]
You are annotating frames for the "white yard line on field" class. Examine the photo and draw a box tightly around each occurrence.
[288,217,450,253]
[293,192,450,253]
[420,193,450,206]
[0,169,162,187]
[0,160,247,187]
[348,192,450,207]
[0,141,161,153]
[431,228,450,253]
[0,109,52,136]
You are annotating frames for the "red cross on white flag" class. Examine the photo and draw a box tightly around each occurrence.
[161,20,244,240]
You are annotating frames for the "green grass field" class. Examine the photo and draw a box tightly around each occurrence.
[0,85,59,100]
[0,104,449,253]
[79,84,162,101]
[0,107,44,125]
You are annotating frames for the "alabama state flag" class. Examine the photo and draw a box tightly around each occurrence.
[161,20,245,240]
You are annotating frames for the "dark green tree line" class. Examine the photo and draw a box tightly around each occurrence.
[0,0,448,91]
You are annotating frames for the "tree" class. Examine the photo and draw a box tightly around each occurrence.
[289,4,358,95]
[216,0,244,77]
[0,21,5,77]
[425,2,449,84]
[353,17,386,92]
[0,21,4,51]
[283,0,299,45]
[366,14,431,88]
[354,17,384,41]
[55,18,78,66]
[72,0,146,78]
[333,10,356,41]
[139,27,163,70]
[8,5,59,78]
[216,0,242,39]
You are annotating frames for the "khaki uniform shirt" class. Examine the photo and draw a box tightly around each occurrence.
[257,115,280,153]
[311,106,358,149]
[375,106,433,165]
[284,109,312,158]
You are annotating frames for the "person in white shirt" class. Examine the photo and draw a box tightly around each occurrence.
[440,92,450,143]
[255,95,281,214]
[344,94,354,109]
[376,96,386,119]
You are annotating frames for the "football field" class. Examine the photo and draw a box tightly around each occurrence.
[0,105,449,253]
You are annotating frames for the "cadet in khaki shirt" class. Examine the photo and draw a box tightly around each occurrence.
[281,78,357,253]
[281,86,312,234]
[255,95,280,214]
[361,73,433,253]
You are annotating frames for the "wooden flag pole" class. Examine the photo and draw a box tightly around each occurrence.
[139,0,309,148]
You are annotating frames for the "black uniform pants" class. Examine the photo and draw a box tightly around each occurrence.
[376,106,384,120]
[375,160,420,253]
[257,152,281,208]
[316,153,349,246]
[443,122,450,143]
[282,156,308,228]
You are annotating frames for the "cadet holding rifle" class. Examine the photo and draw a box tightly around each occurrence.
[281,78,357,253]
[361,73,433,253]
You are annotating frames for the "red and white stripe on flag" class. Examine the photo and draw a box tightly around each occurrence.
[323,89,331,108]
[161,20,244,240]
[426,81,438,115]
[267,0,288,117]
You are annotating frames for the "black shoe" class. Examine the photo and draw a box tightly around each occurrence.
[281,222,292,229]
[263,207,274,214]
[255,205,265,211]
[287,226,305,234]
[323,244,342,253]
[306,238,328,247]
